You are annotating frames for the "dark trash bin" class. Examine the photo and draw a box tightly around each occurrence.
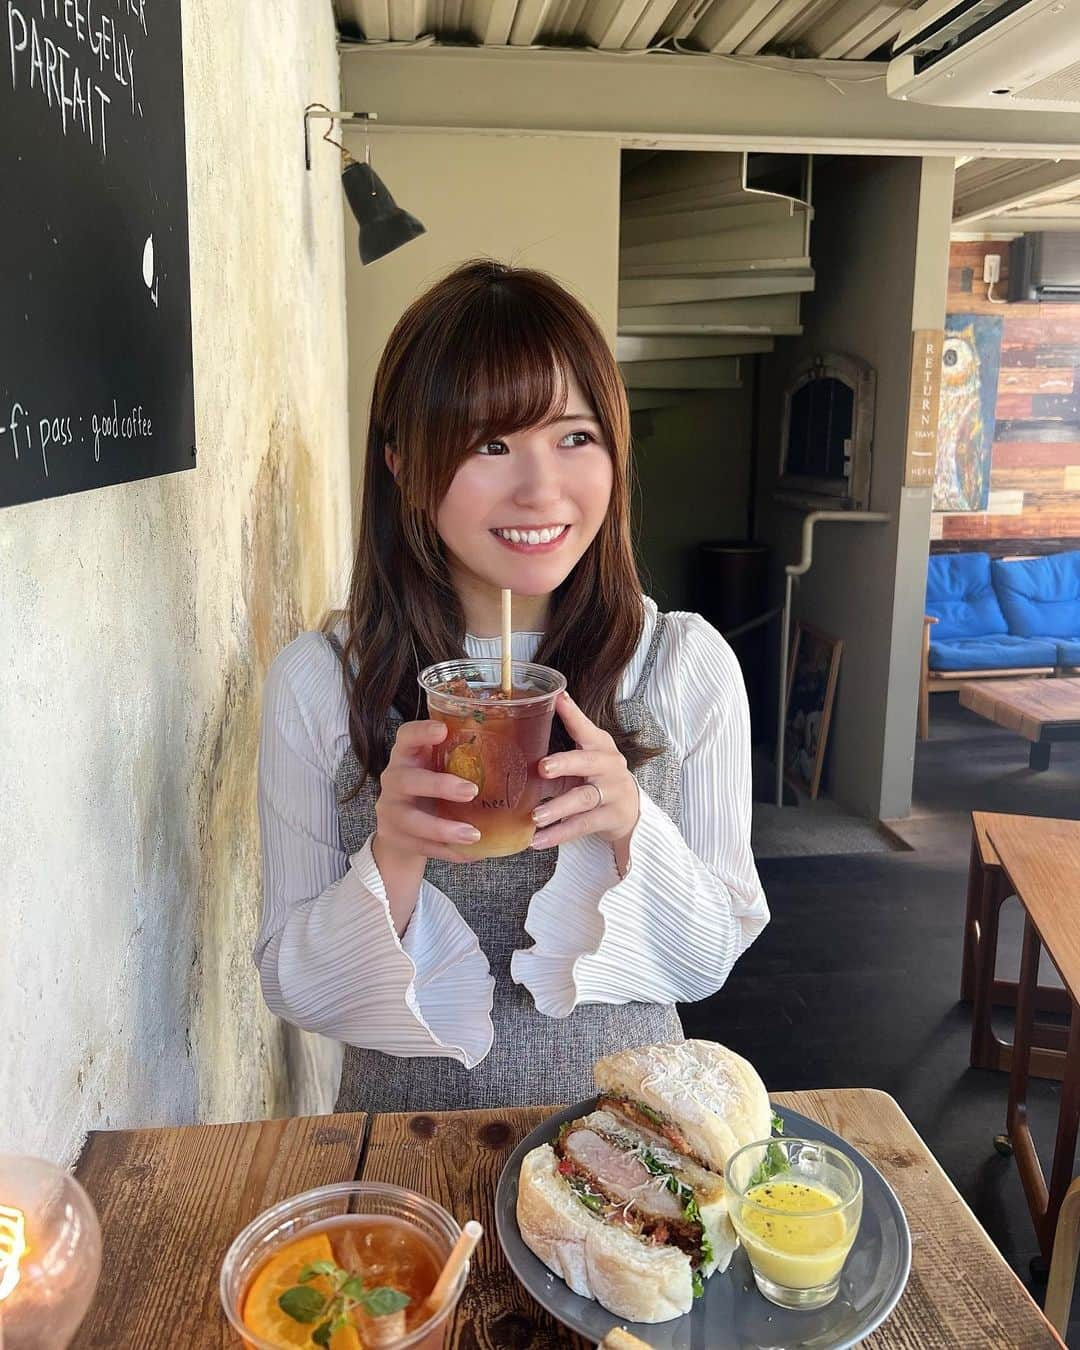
[693,541,772,739]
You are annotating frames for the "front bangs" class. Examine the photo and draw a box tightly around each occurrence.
[422,304,586,496]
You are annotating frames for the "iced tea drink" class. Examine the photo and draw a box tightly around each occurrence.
[419,659,566,860]
[220,1182,467,1350]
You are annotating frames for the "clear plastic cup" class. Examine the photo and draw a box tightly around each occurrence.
[419,658,566,860]
[220,1181,467,1350]
[725,1137,863,1310]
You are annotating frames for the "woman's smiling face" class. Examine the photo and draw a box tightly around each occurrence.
[431,369,614,602]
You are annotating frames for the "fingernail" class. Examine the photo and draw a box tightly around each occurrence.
[457,783,479,800]
[532,808,552,826]
[455,825,482,842]
[539,760,554,777]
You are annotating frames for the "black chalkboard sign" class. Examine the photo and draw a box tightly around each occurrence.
[1,0,195,509]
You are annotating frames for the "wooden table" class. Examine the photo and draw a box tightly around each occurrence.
[987,815,1080,1335]
[959,677,1080,771]
[964,811,1070,1079]
[70,1089,1063,1348]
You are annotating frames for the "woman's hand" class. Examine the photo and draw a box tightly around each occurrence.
[373,720,483,867]
[530,692,640,869]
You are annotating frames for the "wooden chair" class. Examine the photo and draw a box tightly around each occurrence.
[1045,1176,1080,1335]
[965,812,1070,1079]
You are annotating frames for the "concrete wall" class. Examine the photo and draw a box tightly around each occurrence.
[632,388,754,610]
[1,0,352,1164]
[337,98,620,503]
[756,157,952,819]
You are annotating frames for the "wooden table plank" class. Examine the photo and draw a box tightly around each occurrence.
[361,1090,1062,1350]
[71,1113,367,1349]
[359,1106,587,1349]
[987,816,1080,996]
[774,1090,1063,1349]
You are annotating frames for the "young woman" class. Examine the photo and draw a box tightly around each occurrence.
[256,259,768,1113]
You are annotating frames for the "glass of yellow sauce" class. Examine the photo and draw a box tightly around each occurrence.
[725,1137,863,1310]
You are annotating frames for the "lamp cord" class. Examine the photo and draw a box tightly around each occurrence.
[305,102,375,186]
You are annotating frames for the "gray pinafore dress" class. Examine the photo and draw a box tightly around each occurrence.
[330,614,684,1113]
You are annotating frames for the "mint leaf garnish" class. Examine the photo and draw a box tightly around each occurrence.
[278,1252,411,1340]
[298,1260,338,1282]
[360,1286,412,1318]
[278,1285,326,1323]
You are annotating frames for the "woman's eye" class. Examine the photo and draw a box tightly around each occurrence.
[477,440,510,456]
[560,430,596,448]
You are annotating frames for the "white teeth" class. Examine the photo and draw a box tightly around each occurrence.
[494,525,567,544]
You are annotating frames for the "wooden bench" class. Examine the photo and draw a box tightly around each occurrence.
[919,615,1055,741]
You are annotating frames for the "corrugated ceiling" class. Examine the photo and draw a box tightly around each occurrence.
[334,0,915,60]
[334,1,1080,227]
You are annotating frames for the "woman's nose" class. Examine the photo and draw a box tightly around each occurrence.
[511,449,563,508]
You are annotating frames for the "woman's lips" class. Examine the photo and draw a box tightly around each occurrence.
[490,524,570,554]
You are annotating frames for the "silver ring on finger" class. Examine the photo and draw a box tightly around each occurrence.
[588,782,604,810]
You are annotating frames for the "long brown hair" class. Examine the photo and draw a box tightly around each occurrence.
[339,257,652,786]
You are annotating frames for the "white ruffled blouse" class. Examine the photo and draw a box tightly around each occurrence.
[255,598,769,1069]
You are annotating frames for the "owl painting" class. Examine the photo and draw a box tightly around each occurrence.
[933,314,1002,512]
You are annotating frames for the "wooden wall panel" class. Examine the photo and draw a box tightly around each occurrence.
[932,241,1080,547]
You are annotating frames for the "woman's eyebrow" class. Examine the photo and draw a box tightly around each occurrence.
[544,412,599,426]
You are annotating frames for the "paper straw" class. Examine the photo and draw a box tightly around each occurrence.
[419,1220,483,1319]
[501,589,513,696]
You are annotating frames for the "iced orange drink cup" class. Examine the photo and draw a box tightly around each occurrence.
[220,1181,468,1349]
[419,659,566,860]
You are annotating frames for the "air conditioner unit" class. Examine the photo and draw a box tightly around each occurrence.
[887,0,1080,111]
[1008,232,1080,300]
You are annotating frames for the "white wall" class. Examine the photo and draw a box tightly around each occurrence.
[1,0,352,1163]
[337,109,620,502]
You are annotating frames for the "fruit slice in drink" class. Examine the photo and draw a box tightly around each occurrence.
[419,660,566,861]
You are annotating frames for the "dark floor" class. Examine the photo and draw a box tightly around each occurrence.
[680,694,1080,1345]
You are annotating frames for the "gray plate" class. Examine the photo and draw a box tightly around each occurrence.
[495,1099,911,1349]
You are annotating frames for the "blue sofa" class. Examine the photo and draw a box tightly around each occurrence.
[920,550,1080,736]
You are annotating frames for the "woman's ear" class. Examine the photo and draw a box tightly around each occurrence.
[385,445,400,480]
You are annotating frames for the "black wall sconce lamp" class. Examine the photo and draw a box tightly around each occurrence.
[304,104,426,265]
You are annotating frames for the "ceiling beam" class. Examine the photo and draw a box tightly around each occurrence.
[340,46,1080,155]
